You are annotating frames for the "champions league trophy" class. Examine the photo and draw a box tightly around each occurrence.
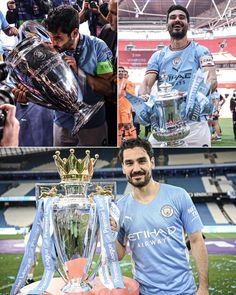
[11,149,140,295]
[4,21,103,133]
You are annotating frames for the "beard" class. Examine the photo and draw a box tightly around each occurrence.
[54,37,74,53]
[168,23,188,40]
[127,171,152,188]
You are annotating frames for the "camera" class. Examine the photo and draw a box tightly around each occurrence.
[85,0,98,9]
[0,63,15,140]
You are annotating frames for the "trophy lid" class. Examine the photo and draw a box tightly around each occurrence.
[158,72,180,100]
[53,149,99,183]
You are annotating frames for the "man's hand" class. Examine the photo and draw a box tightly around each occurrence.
[12,83,29,104]
[110,216,119,232]
[139,94,150,102]
[0,104,19,147]
[5,26,18,36]
[63,56,78,74]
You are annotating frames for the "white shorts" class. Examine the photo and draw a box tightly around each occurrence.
[149,121,211,147]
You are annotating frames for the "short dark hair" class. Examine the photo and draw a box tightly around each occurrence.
[118,138,154,163]
[45,5,79,35]
[167,5,190,23]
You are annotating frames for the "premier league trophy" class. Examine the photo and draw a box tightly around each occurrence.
[4,21,103,133]
[51,149,101,292]
[11,149,140,295]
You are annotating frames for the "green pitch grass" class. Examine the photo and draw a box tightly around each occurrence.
[0,233,236,295]
[138,118,236,147]
[211,118,235,147]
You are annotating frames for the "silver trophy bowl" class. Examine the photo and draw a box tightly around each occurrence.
[52,182,99,293]
[152,81,190,146]
[5,21,103,133]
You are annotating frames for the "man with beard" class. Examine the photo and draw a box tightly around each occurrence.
[45,5,113,146]
[138,5,217,147]
[111,138,208,295]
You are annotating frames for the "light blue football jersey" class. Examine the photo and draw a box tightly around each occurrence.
[54,34,113,129]
[117,183,204,295]
[146,41,213,93]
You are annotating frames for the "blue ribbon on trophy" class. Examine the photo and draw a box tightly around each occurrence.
[185,68,211,121]
[28,198,58,294]
[10,198,58,295]
[94,195,125,289]
[125,92,153,126]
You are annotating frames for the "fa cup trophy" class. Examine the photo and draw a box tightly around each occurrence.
[151,75,190,146]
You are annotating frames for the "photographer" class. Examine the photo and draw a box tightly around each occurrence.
[6,1,18,27]
[0,104,19,147]
[11,0,51,28]
[80,0,109,36]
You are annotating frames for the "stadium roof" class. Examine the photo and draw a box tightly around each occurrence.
[119,0,236,32]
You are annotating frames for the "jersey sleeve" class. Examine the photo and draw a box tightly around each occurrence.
[196,44,215,68]
[95,38,113,75]
[146,51,161,75]
[178,189,204,234]
[0,12,10,31]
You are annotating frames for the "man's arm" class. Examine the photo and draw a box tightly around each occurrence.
[189,231,209,295]
[3,25,18,36]
[202,66,217,92]
[110,216,126,260]
[86,72,114,95]
[138,72,157,96]
[0,104,19,147]
[116,240,126,261]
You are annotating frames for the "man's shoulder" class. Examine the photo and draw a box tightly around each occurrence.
[83,34,108,47]
[116,193,132,209]
[191,41,211,56]
[160,183,186,195]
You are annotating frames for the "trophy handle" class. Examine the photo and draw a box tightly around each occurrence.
[84,254,102,283]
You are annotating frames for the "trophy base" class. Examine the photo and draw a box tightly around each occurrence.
[20,277,139,295]
[61,280,92,293]
[160,140,187,147]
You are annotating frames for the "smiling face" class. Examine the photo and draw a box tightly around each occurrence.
[122,147,155,188]
[167,9,189,40]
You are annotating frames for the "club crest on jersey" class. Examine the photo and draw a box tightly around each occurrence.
[172,57,181,66]
[161,205,174,217]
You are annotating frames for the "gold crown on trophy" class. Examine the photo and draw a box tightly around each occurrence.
[53,149,99,182]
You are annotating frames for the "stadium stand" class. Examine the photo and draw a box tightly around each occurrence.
[223,204,236,223]
[195,203,217,225]
[206,203,229,224]
[165,176,205,192]
[168,153,209,166]
[2,182,35,197]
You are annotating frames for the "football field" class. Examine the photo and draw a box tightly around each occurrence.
[139,118,236,146]
[0,233,236,295]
